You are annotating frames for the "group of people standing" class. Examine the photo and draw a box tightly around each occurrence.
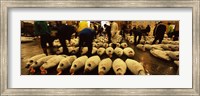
[34,21,179,56]
[131,24,151,45]
[130,22,178,45]
[34,21,120,57]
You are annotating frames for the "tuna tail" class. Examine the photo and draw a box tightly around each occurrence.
[57,68,62,75]
[40,66,47,75]
[29,66,36,74]
[70,69,75,75]
[109,54,112,58]
[98,71,104,75]
[41,70,47,75]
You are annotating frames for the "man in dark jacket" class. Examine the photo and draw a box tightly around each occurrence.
[34,21,54,56]
[133,26,142,45]
[56,21,77,55]
[104,24,111,43]
[120,24,127,38]
[145,25,151,35]
[152,22,166,44]
[153,23,158,37]
[77,28,96,57]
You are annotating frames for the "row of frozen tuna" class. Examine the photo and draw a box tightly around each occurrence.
[150,49,179,61]
[135,43,179,61]
[53,39,128,49]
[53,34,124,48]
[136,44,179,51]
[52,38,79,47]
[93,42,128,49]
[57,46,135,58]
[26,54,146,75]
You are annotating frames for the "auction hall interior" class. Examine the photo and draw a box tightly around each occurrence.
[21,20,179,75]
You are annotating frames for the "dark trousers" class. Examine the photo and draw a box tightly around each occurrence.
[152,36,164,44]
[40,34,54,55]
[134,33,141,45]
[168,32,173,38]
[120,30,125,38]
[108,34,111,43]
[78,34,93,57]
[172,31,179,41]
[58,36,70,55]
[40,34,53,48]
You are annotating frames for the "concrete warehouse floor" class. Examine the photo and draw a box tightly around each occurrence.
[21,38,179,75]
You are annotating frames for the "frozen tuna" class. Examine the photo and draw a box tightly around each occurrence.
[112,58,127,75]
[144,44,152,50]
[106,47,114,58]
[70,55,88,75]
[121,43,128,48]
[114,47,123,57]
[97,47,105,56]
[40,55,66,75]
[25,54,46,68]
[57,55,77,75]
[81,47,88,55]
[168,51,179,60]
[125,59,145,75]
[150,49,171,61]
[123,47,135,58]
[92,47,98,55]
[29,55,55,74]
[84,55,101,73]
[136,44,145,51]
[98,58,112,75]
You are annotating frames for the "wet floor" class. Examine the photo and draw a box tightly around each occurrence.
[21,38,178,75]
